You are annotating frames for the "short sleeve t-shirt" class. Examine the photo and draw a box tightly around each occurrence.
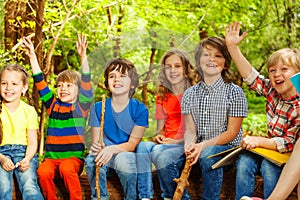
[89,98,149,145]
[1,101,38,145]
[155,93,185,139]
[181,78,248,146]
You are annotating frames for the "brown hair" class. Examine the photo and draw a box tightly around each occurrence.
[267,48,300,73]
[194,36,234,83]
[104,58,139,97]
[157,49,201,99]
[0,64,32,144]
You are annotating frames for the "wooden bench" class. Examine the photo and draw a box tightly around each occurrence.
[12,166,298,200]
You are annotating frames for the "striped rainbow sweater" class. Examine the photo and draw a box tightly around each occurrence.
[33,72,93,160]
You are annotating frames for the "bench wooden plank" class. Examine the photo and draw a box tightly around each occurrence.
[12,168,297,200]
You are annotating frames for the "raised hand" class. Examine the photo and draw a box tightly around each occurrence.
[22,37,35,57]
[225,21,247,47]
[76,34,88,59]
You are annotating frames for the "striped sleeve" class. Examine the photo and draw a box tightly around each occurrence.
[32,72,56,114]
[78,73,93,116]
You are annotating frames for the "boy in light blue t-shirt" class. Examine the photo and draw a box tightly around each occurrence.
[86,58,149,200]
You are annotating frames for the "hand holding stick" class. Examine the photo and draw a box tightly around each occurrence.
[173,158,192,200]
[96,94,105,200]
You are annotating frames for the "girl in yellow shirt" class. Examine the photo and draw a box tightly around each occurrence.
[0,64,43,200]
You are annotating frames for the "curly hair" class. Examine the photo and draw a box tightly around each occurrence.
[157,49,201,99]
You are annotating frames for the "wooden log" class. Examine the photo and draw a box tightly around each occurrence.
[12,167,298,200]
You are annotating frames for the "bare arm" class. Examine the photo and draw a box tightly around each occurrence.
[18,129,38,172]
[225,22,252,79]
[186,116,243,165]
[184,114,198,159]
[267,139,300,200]
[95,125,146,166]
[184,114,198,149]
[22,37,42,74]
[240,135,277,151]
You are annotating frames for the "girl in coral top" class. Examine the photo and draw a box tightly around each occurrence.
[136,49,200,200]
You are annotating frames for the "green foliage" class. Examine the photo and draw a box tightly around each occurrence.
[243,84,267,114]
[242,84,268,136]
[1,0,299,143]
[243,113,268,137]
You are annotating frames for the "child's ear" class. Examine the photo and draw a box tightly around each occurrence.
[22,85,29,95]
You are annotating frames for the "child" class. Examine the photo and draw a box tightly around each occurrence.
[225,21,300,199]
[85,58,149,200]
[136,49,200,200]
[241,139,300,200]
[0,64,44,200]
[157,36,248,200]
[23,35,93,200]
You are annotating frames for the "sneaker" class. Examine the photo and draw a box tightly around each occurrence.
[240,196,263,200]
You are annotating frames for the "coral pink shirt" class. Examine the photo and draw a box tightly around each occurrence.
[155,93,185,140]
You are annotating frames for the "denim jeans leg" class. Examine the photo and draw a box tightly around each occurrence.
[114,152,137,200]
[152,145,189,199]
[85,154,109,200]
[136,141,155,199]
[260,159,282,198]
[235,152,260,200]
[200,145,233,200]
[15,154,44,200]
[0,160,13,200]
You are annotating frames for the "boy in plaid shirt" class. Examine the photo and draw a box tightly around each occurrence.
[226,22,300,199]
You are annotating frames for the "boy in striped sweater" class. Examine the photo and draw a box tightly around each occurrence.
[23,35,93,200]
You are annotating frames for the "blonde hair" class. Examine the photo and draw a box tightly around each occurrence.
[56,70,81,87]
[267,48,300,73]
[157,49,200,99]
[0,64,32,144]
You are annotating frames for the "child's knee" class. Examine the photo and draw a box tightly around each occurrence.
[37,166,54,179]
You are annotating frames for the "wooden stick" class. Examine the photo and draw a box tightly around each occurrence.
[96,94,105,200]
[173,158,192,200]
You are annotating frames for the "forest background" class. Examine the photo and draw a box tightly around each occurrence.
[0,0,299,153]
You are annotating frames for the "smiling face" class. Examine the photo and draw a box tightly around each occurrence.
[107,68,132,97]
[56,81,79,104]
[0,70,28,105]
[268,61,297,98]
[199,44,226,82]
[164,54,186,90]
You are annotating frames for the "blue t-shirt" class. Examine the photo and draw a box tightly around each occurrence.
[89,98,149,145]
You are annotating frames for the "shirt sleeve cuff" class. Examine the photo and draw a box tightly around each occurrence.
[271,137,286,153]
[243,68,259,85]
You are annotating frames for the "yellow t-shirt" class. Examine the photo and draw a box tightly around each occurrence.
[0,101,38,145]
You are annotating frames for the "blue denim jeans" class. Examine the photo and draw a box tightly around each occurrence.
[86,151,138,200]
[0,145,44,200]
[151,144,190,200]
[235,151,282,200]
[198,145,234,200]
[136,141,155,199]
